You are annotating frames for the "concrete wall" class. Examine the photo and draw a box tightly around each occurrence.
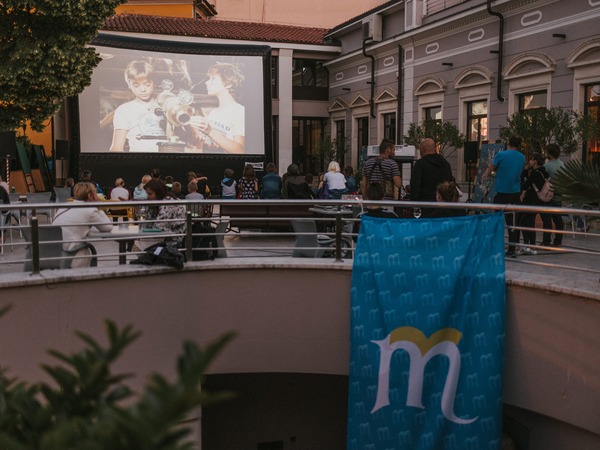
[1,261,599,448]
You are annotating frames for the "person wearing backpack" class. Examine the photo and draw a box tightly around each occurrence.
[360,139,402,201]
[518,153,549,255]
[541,144,564,246]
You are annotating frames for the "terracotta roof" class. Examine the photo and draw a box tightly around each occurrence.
[103,14,333,46]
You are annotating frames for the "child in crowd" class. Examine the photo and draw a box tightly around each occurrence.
[110,61,164,152]
[221,168,237,199]
[305,174,318,199]
[260,163,282,199]
[429,180,466,218]
[237,165,259,199]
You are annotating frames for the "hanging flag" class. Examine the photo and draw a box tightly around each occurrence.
[347,213,506,450]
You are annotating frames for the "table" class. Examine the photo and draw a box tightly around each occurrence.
[89,224,173,264]
[308,206,355,233]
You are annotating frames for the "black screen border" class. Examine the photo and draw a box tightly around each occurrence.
[69,33,273,191]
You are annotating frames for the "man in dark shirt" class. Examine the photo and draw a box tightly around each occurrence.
[410,138,454,204]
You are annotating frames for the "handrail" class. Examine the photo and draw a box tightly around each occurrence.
[1,198,599,280]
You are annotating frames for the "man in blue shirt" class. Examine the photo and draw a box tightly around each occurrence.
[484,135,526,257]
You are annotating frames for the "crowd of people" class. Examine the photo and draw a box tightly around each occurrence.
[2,133,582,266]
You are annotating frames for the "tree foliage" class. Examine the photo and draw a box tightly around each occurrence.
[0,317,235,449]
[317,135,347,169]
[498,107,599,156]
[403,119,466,158]
[0,0,127,132]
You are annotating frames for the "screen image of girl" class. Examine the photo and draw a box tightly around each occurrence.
[110,61,165,152]
[189,63,245,154]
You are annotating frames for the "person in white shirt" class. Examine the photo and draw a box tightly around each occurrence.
[110,178,130,201]
[53,182,112,267]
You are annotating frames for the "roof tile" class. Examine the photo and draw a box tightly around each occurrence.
[103,14,332,46]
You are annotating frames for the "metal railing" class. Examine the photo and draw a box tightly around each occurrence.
[1,198,599,283]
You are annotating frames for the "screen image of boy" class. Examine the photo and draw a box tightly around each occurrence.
[110,61,165,152]
[189,63,245,154]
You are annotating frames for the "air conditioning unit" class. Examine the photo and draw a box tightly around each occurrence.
[362,14,382,42]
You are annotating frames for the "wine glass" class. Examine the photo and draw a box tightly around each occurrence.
[413,207,422,219]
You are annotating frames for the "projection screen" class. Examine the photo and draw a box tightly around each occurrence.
[78,38,268,155]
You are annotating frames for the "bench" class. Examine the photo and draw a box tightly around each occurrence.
[219,203,313,231]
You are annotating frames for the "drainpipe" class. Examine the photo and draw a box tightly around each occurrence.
[362,38,376,118]
[487,0,505,102]
[397,45,404,143]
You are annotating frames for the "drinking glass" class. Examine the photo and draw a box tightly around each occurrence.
[413,207,422,219]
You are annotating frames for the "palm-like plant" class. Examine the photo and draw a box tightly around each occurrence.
[552,160,600,204]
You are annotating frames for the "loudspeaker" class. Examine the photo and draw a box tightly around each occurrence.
[0,131,17,158]
[55,139,70,159]
[463,141,478,164]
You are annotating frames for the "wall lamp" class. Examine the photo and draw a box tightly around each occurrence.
[342,87,351,91]
[441,62,453,67]
[552,33,566,39]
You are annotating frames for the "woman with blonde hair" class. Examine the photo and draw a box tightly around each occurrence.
[323,160,348,199]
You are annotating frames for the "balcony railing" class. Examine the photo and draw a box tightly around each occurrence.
[1,199,599,292]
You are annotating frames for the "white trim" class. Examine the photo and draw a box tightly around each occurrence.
[520,10,543,27]
[502,52,556,80]
[414,76,446,95]
[566,38,600,68]
[467,29,485,42]
[454,66,493,90]
[425,43,439,54]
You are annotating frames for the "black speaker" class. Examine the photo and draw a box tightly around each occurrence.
[0,131,16,158]
[55,139,70,159]
[463,141,478,164]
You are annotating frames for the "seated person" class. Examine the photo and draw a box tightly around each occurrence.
[53,182,113,268]
[353,182,398,239]
[429,180,466,218]
[137,178,186,251]
[260,163,282,199]
[185,181,205,200]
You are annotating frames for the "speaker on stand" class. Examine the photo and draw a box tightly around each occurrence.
[463,141,478,203]
[55,139,69,185]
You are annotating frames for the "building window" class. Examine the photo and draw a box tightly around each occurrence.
[584,83,600,165]
[335,119,347,166]
[466,100,488,146]
[382,112,396,141]
[518,90,547,112]
[357,116,369,153]
[292,118,326,174]
[424,106,442,122]
[292,59,328,101]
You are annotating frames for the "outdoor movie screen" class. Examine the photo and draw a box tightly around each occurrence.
[78,40,267,155]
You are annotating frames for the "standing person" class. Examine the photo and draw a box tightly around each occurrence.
[483,135,526,258]
[323,161,348,199]
[189,63,245,154]
[518,154,549,255]
[410,138,454,217]
[237,164,259,199]
[541,143,564,246]
[110,61,164,152]
[52,182,113,268]
[221,169,237,199]
[360,139,402,201]
[260,163,283,199]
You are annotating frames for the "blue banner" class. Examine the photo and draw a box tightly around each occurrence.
[348,213,506,450]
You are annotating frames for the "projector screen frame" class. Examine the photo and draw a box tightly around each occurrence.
[69,33,273,192]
